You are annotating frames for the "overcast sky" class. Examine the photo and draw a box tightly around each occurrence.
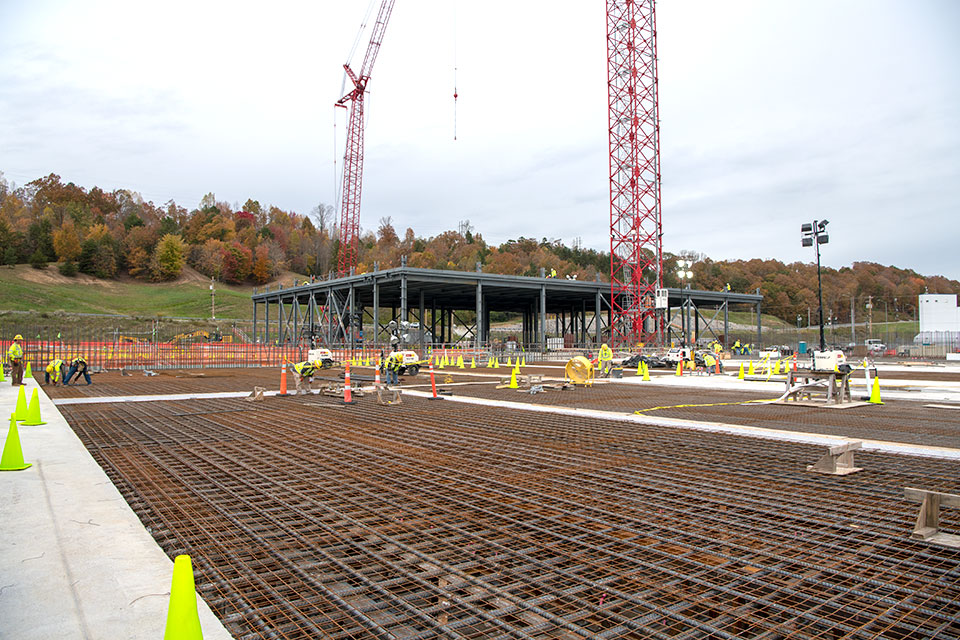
[1,0,958,279]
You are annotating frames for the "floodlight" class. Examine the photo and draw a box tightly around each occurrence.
[817,234,829,244]
[801,223,813,233]
[818,220,829,230]
[802,237,813,247]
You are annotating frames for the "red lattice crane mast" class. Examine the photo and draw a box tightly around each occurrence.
[336,0,397,276]
[606,0,663,346]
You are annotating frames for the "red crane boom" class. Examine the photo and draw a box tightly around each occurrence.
[606,0,663,346]
[336,0,397,276]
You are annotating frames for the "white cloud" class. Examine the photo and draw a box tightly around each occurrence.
[1,0,958,277]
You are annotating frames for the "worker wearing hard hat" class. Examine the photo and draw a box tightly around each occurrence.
[598,342,613,378]
[702,351,718,374]
[384,351,402,386]
[292,359,322,395]
[7,334,25,386]
[45,358,66,385]
[65,356,92,385]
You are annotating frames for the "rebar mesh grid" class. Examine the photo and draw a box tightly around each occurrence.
[61,394,960,639]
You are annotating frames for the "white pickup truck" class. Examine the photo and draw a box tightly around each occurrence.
[864,339,886,354]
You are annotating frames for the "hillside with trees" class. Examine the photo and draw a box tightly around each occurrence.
[1,172,957,326]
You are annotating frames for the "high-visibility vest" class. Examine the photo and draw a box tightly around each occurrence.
[7,343,22,361]
[293,361,316,376]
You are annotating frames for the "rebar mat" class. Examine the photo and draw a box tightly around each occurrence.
[61,395,960,639]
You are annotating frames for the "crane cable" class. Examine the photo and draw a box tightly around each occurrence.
[453,0,458,141]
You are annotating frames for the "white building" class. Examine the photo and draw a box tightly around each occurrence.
[919,294,960,332]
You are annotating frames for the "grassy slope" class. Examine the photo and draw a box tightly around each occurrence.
[0,265,254,320]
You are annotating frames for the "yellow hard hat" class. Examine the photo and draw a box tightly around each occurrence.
[312,359,323,368]
[46,364,55,373]
[14,334,23,340]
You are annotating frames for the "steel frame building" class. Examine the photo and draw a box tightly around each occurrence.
[251,266,762,352]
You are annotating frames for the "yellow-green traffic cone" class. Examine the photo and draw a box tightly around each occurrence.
[25,361,32,378]
[470,357,476,369]
[868,376,883,404]
[747,360,755,376]
[163,555,203,640]
[636,360,643,376]
[738,362,745,380]
[14,385,28,421]
[457,356,465,369]
[508,367,518,389]
[1,414,32,471]
[0,362,5,382]
[494,358,500,369]
[642,362,651,382]
[21,388,46,426]
[675,361,683,376]
[773,360,781,375]
[521,356,526,367]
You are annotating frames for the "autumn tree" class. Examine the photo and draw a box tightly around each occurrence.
[151,234,186,281]
[53,220,83,262]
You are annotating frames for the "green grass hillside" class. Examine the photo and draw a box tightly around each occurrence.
[0,265,256,320]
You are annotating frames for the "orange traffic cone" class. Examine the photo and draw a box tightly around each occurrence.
[714,360,721,375]
[278,363,289,396]
[343,362,355,404]
[374,359,381,386]
[428,361,442,400]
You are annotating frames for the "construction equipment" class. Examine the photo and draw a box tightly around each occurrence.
[169,330,223,344]
[335,0,397,275]
[564,356,595,386]
[307,348,336,369]
[607,1,663,347]
[383,350,425,376]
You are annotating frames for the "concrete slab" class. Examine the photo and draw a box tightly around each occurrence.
[0,377,233,640]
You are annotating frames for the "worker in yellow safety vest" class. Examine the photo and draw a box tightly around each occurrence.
[292,359,322,395]
[45,358,66,385]
[66,356,92,385]
[598,343,613,377]
[702,352,717,374]
[7,334,25,386]
[384,351,403,386]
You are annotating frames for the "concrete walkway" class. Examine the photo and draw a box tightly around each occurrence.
[0,376,232,640]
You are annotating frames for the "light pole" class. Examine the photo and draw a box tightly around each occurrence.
[796,314,802,350]
[677,260,694,345]
[210,278,216,320]
[801,220,829,351]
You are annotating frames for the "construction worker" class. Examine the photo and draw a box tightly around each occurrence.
[65,356,92,385]
[733,339,742,355]
[7,334,25,386]
[549,268,557,278]
[45,358,66,385]
[292,359,321,395]
[384,351,402,386]
[702,351,718,375]
[598,342,613,378]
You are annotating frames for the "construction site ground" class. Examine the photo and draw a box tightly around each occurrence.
[4,360,960,639]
